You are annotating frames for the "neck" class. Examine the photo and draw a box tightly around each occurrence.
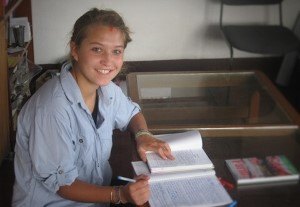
[71,68,97,112]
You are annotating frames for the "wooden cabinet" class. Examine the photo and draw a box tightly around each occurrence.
[0,0,33,164]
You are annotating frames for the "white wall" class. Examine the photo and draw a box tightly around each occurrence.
[31,0,300,64]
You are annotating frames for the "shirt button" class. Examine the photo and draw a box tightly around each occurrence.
[58,170,63,174]
[79,139,83,143]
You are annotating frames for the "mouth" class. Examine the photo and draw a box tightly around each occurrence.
[96,69,111,75]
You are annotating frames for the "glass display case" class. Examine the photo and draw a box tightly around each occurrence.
[127,71,299,137]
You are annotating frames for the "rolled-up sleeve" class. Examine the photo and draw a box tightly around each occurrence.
[29,106,78,193]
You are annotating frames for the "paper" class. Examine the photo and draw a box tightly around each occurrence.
[155,130,203,151]
[132,161,215,183]
[146,131,212,173]
[140,87,171,99]
[149,175,232,207]
[132,161,231,206]
[146,149,214,173]
[131,131,232,207]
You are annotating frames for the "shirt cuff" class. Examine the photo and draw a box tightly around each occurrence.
[43,166,78,193]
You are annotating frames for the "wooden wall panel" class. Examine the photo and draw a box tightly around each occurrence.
[0,20,11,164]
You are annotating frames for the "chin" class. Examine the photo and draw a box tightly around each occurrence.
[97,80,111,87]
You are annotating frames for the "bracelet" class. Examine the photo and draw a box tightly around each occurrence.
[110,186,121,204]
[115,186,121,204]
[135,129,153,139]
[110,187,114,203]
[119,186,126,204]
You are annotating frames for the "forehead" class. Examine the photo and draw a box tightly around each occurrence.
[83,24,125,46]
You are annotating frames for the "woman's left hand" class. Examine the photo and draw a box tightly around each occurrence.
[136,134,175,162]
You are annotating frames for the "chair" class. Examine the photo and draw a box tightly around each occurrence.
[220,0,300,85]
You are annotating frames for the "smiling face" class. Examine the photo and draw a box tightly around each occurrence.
[71,24,125,89]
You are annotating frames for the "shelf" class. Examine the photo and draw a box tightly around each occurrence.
[10,58,42,85]
[7,40,30,68]
[15,65,42,86]
[9,58,42,131]
[1,0,30,165]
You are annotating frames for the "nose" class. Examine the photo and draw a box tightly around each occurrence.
[100,51,112,66]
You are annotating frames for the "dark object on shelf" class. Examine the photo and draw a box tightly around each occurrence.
[12,25,25,47]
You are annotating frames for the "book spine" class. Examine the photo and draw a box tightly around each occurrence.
[226,156,299,185]
[226,159,250,180]
[266,155,299,176]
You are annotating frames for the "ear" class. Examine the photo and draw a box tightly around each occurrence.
[70,41,79,62]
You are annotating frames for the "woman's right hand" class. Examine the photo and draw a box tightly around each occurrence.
[120,174,150,205]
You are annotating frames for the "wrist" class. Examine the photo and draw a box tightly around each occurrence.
[110,186,121,204]
[119,185,127,204]
[135,129,153,140]
[110,186,127,204]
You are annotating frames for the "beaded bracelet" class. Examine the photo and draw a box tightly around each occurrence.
[135,129,153,139]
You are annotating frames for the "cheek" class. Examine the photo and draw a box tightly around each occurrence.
[77,50,92,62]
[114,56,124,68]
[117,58,124,65]
[114,57,123,70]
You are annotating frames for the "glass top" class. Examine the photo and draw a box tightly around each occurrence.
[127,71,299,135]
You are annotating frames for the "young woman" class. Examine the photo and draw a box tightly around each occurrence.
[12,8,173,207]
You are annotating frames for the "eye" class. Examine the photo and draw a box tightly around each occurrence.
[91,47,102,53]
[113,49,123,55]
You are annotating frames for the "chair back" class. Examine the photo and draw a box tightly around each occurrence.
[220,0,284,27]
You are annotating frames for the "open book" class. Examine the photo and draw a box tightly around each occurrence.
[146,130,214,173]
[226,155,299,185]
[132,130,233,207]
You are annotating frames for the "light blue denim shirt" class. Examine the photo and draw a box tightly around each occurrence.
[12,63,140,207]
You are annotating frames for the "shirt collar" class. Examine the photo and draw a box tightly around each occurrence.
[60,62,113,106]
[60,62,83,105]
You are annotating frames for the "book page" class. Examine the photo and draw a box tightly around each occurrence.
[154,130,203,151]
[147,148,213,173]
[131,161,215,183]
[131,161,151,176]
[149,175,232,207]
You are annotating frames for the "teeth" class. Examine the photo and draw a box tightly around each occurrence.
[97,69,110,74]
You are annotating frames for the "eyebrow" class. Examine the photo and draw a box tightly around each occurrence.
[89,42,124,48]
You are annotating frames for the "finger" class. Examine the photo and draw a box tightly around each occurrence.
[157,147,168,160]
[130,175,149,189]
[130,181,150,198]
[123,182,149,205]
[162,144,175,160]
[127,179,149,199]
[135,174,150,181]
[132,188,150,206]
[164,150,175,160]
[137,148,147,162]
[157,143,174,160]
